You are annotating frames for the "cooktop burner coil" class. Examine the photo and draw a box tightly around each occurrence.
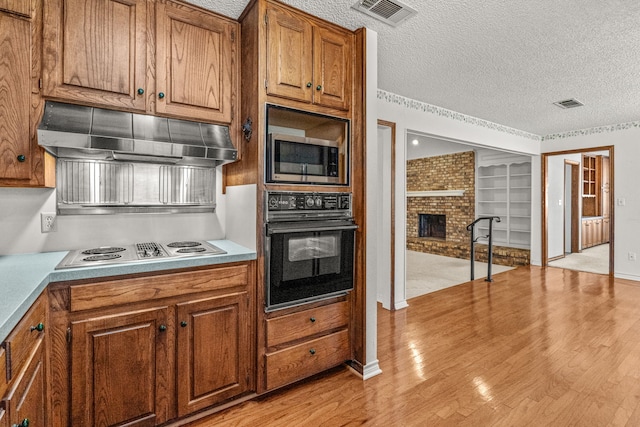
[83,254,123,262]
[176,247,207,253]
[81,247,126,255]
[167,241,201,248]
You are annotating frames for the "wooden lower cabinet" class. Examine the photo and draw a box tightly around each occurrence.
[2,338,47,427]
[50,261,255,426]
[581,217,610,250]
[176,292,251,416]
[71,307,170,426]
[1,292,48,427]
[264,300,350,391]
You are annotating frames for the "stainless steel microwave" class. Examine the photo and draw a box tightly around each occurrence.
[266,133,347,185]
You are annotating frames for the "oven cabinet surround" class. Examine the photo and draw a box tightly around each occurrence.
[225,0,365,392]
[265,2,352,111]
[264,298,350,390]
[0,0,55,187]
[0,292,48,427]
[48,261,256,426]
[42,0,238,125]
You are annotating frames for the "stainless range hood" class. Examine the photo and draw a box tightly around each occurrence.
[37,101,237,167]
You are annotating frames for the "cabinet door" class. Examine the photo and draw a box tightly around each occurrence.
[176,292,251,416]
[156,0,235,123]
[42,0,148,111]
[312,26,351,110]
[70,307,170,427]
[0,0,33,17]
[2,337,46,427]
[265,4,313,104]
[0,10,32,180]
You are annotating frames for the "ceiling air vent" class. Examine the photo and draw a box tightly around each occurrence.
[352,0,417,27]
[554,98,584,109]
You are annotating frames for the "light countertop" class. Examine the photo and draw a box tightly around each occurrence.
[0,240,256,342]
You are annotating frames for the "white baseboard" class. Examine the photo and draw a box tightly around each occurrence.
[394,299,409,310]
[362,360,382,380]
[615,272,640,282]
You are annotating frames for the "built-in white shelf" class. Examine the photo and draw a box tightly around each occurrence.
[407,190,465,197]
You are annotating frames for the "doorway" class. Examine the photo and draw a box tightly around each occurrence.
[542,147,614,275]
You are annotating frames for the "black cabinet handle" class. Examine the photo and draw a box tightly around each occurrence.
[309,317,316,323]
[309,348,316,355]
[158,92,165,99]
[159,325,167,332]
[316,85,322,91]
[180,321,188,327]
[13,419,29,427]
[137,88,144,95]
[30,323,44,332]
[17,154,26,162]
[306,82,312,88]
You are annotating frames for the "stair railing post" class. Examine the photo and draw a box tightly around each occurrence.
[486,218,494,282]
[470,223,475,281]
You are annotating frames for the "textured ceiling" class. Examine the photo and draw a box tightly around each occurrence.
[192,0,640,136]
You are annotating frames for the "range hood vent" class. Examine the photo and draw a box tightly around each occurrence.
[352,0,417,27]
[553,98,584,109]
[37,101,237,167]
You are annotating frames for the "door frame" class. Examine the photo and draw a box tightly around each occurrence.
[541,146,614,275]
[565,160,580,254]
[377,119,396,310]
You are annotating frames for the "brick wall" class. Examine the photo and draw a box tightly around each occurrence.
[406,151,530,267]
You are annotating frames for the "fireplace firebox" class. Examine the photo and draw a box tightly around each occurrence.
[419,214,446,239]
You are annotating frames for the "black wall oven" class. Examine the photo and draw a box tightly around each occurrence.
[264,191,357,311]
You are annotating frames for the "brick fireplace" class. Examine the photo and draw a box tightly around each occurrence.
[406,150,530,267]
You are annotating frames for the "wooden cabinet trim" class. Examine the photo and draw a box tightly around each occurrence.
[0,346,6,396]
[70,264,249,311]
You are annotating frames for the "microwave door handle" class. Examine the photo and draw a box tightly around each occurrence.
[267,224,358,236]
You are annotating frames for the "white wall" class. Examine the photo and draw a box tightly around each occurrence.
[547,154,581,259]
[363,28,382,379]
[376,126,392,309]
[542,128,640,280]
[0,168,226,255]
[377,91,542,309]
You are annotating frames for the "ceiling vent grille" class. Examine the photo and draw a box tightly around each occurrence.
[352,0,417,27]
[554,98,584,109]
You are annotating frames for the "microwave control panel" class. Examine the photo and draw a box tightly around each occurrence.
[266,192,351,212]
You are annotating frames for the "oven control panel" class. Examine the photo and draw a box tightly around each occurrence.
[266,192,351,212]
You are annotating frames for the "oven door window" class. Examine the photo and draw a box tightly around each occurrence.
[285,234,340,281]
[267,228,354,309]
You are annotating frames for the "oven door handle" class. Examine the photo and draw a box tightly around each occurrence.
[266,224,358,235]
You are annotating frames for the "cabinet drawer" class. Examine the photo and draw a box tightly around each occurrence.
[3,293,46,381]
[70,264,250,311]
[266,301,349,347]
[265,329,349,390]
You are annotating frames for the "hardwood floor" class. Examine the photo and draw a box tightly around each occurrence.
[184,266,640,426]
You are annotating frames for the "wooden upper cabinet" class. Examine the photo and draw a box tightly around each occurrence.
[156,0,235,123]
[265,4,313,103]
[42,0,148,111]
[0,10,32,180]
[313,26,351,111]
[265,2,351,111]
[42,0,238,123]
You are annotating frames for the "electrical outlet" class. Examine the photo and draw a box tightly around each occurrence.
[41,212,57,233]
[628,252,637,261]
